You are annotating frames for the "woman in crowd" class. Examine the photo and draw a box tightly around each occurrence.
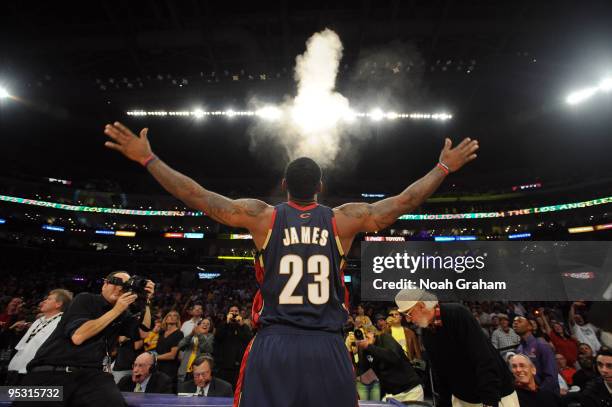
[155,310,184,384]
[177,317,214,383]
[354,304,373,330]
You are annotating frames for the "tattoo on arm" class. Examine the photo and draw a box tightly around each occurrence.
[146,158,268,227]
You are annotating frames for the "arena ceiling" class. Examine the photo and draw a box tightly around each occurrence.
[1,0,611,197]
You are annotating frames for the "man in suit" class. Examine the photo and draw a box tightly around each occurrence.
[178,355,233,397]
[118,352,172,393]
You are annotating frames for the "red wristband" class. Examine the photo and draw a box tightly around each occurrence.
[436,162,449,175]
[141,154,157,167]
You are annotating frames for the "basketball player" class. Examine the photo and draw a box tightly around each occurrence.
[104,122,478,406]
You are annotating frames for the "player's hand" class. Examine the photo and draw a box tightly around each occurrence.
[104,122,153,164]
[114,292,138,313]
[439,137,479,172]
[227,313,235,323]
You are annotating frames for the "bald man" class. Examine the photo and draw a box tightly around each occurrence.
[509,354,563,407]
[118,352,172,394]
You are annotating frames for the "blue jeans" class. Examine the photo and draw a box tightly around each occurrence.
[356,380,381,401]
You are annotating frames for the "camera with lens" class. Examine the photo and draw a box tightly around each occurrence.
[108,275,149,312]
[122,275,149,297]
[353,329,364,341]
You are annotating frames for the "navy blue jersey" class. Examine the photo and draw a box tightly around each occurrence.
[251,202,349,333]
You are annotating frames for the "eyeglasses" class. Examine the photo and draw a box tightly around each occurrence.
[105,277,125,287]
[193,372,210,377]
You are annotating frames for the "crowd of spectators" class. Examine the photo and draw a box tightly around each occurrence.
[0,261,610,405]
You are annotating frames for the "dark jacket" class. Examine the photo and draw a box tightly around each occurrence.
[213,322,251,370]
[178,377,234,397]
[516,387,564,407]
[422,303,515,406]
[117,371,173,394]
[360,333,422,396]
[28,293,141,370]
[579,377,612,407]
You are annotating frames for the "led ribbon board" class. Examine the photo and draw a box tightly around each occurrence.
[0,195,203,216]
[399,197,612,220]
[1,194,611,220]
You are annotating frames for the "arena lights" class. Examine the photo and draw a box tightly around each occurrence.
[230,234,253,240]
[115,230,136,237]
[184,233,204,239]
[95,230,115,235]
[42,225,64,232]
[218,255,255,261]
[508,233,532,239]
[568,226,594,234]
[126,109,453,122]
[361,193,386,198]
[434,236,477,242]
[511,183,542,192]
[0,87,10,99]
[567,223,612,233]
[48,177,72,186]
[0,218,6,224]
[164,232,184,238]
[198,272,221,280]
[566,77,612,105]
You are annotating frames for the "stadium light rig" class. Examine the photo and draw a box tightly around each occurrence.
[126,108,453,122]
[566,76,612,105]
[0,87,11,99]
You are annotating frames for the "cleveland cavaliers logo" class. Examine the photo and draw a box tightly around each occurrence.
[299,213,311,219]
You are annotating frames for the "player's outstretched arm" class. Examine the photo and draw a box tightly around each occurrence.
[334,137,479,236]
[103,122,273,233]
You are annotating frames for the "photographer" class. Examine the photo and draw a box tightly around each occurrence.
[352,326,424,402]
[213,305,252,387]
[19,271,154,407]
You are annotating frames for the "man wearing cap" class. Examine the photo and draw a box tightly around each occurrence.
[491,314,520,355]
[395,289,518,407]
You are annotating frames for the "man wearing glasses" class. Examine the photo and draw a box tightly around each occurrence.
[387,308,422,362]
[395,289,519,407]
[18,271,155,407]
[178,355,233,397]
